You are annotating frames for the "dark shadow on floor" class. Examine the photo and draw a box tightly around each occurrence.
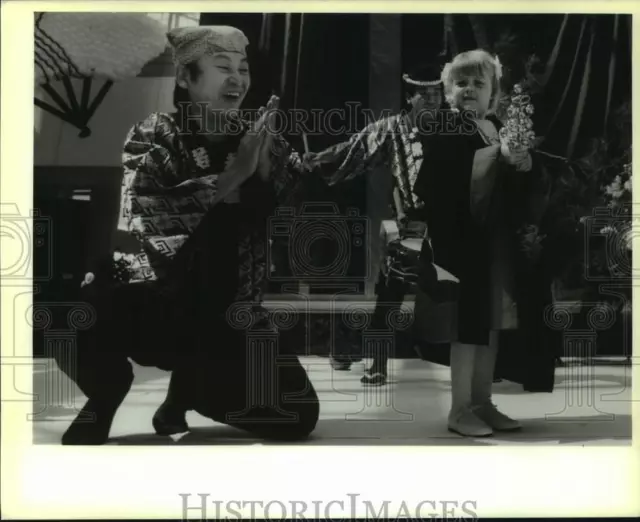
[108,425,264,445]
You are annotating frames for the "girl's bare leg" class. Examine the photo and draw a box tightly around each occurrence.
[448,342,493,437]
[470,331,521,431]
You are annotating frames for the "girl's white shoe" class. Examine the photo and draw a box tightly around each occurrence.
[448,406,493,437]
[473,402,521,431]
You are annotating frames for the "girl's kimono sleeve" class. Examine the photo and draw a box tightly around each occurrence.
[519,151,552,225]
[469,145,551,228]
[119,112,219,260]
[414,128,550,231]
[307,117,395,185]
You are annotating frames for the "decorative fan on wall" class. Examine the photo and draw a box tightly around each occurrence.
[34,12,168,138]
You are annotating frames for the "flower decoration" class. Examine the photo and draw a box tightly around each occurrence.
[498,83,537,151]
[604,162,632,206]
[599,159,633,251]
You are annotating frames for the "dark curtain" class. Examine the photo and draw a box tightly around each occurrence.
[535,14,631,159]
[401,15,448,80]
[439,14,632,160]
[286,13,370,293]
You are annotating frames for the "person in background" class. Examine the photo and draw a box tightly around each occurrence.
[305,58,446,385]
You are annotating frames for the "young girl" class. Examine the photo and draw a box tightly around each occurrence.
[413,49,549,437]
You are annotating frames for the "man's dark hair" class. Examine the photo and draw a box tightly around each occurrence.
[172,61,202,109]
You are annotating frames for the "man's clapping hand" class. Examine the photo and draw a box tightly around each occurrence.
[230,95,279,176]
[257,95,279,181]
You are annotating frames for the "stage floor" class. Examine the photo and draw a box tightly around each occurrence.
[31,357,632,446]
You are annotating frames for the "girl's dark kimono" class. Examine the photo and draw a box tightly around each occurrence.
[413,112,556,390]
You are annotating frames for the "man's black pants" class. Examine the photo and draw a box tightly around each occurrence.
[53,279,319,443]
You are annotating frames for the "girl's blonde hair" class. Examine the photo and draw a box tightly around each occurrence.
[441,49,503,114]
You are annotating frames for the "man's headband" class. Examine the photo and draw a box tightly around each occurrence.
[167,25,249,66]
[402,74,442,87]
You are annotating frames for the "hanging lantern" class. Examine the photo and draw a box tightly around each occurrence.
[34,12,167,138]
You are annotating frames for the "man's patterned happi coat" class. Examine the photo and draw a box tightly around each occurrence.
[118,112,304,306]
[312,113,425,215]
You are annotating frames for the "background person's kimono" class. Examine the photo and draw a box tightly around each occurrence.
[413,112,556,391]
[312,113,426,217]
[309,113,431,366]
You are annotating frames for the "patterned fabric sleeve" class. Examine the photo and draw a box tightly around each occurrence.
[307,116,396,185]
[119,112,220,266]
[268,134,306,207]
